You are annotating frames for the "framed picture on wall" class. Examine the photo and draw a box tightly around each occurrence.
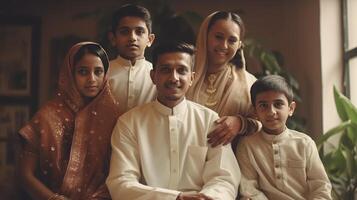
[0,15,40,98]
[0,104,30,166]
[0,15,40,200]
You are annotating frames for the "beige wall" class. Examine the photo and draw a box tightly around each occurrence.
[347,0,357,105]
[320,0,343,134]
[2,0,335,137]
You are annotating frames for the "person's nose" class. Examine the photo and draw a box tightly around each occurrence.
[169,70,179,82]
[88,73,96,83]
[129,31,137,42]
[267,105,277,115]
[221,39,228,49]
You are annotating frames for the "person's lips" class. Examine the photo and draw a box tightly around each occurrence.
[85,86,98,90]
[214,49,228,56]
[127,44,139,49]
[265,118,279,123]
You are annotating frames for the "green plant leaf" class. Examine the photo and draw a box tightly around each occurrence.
[340,94,357,124]
[316,120,351,146]
[340,145,354,178]
[320,86,357,199]
[346,122,357,144]
[260,51,281,73]
[334,86,349,121]
[340,131,354,150]
[323,150,346,174]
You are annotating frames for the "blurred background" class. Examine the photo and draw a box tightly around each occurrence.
[0,0,356,199]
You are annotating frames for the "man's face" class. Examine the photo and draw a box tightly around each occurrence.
[112,16,154,62]
[150,52,194,108]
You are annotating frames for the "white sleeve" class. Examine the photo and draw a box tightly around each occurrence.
[106,119,180,200]
[199,143,240,200]
[236,139,268,200]
[306,139,332,200]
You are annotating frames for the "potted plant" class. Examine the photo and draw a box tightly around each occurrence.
[317,86,357,200]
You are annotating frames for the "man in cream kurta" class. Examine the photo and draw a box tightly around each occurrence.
[108,56,156,116]
[106,42,240,200]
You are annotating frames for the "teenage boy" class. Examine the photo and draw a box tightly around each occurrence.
[106,42,240,200]
[236,75,332,200]
[108,4,156,115]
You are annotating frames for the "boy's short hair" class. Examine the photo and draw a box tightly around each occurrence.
[250,75,294,105]
[152,42,195,69]
[111,4,152,34]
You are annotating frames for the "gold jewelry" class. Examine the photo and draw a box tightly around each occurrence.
[204,65,233,108]
[48,193,60,200]
[205,74,218,107]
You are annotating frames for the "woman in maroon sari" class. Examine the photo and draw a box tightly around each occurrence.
[18,42,120,200]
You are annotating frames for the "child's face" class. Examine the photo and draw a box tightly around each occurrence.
[150,52,194,108]
[207,19,242,68]
[112,16,154,62]
[254,90,296,135]
[74,53,105,99]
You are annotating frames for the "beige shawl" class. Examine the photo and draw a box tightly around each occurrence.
[187,12,256,117]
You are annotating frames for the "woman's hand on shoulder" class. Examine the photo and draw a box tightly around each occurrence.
[207,115,242,147]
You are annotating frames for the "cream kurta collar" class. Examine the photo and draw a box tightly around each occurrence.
[153,98,187,117]
[261,127,289,143]
[115,55,146,67]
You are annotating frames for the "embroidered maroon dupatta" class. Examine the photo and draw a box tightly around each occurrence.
[19,42,120,199]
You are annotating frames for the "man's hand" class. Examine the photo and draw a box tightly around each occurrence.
[207,115,242,147]
[177,193,214,200]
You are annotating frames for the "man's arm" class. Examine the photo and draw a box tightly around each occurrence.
[306,139,332,200]
[106,120,180,200]
[236,140,268,200]
[198,143,240,200]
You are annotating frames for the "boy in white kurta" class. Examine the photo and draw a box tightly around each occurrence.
[107,4,156,115]
[106,42,240,200]
[236,75,332,200]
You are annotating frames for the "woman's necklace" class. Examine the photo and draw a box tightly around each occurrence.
[205,74,218,107]
[204,65,233,108]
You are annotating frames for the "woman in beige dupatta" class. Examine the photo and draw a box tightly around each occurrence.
[187,11,259,148]
[18,42,120,200]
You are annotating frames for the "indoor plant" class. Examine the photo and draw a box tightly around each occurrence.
[317,86,357,200]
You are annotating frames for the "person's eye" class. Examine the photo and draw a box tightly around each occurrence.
[215,34,224,40]
[274,102,284,108]
[159,67,170,73]
[95,68,104,76]
[136,28,145,36]
[258,103,267,109]
[228,37,238,45]
[118,29,129,35]
[177,67,188,75]
[77,68,88,76]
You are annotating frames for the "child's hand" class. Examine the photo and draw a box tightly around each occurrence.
[208,116,241,147]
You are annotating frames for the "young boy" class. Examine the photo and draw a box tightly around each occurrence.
[236,75,332,200]
[106,42,240,200]
[108,4,156,115]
